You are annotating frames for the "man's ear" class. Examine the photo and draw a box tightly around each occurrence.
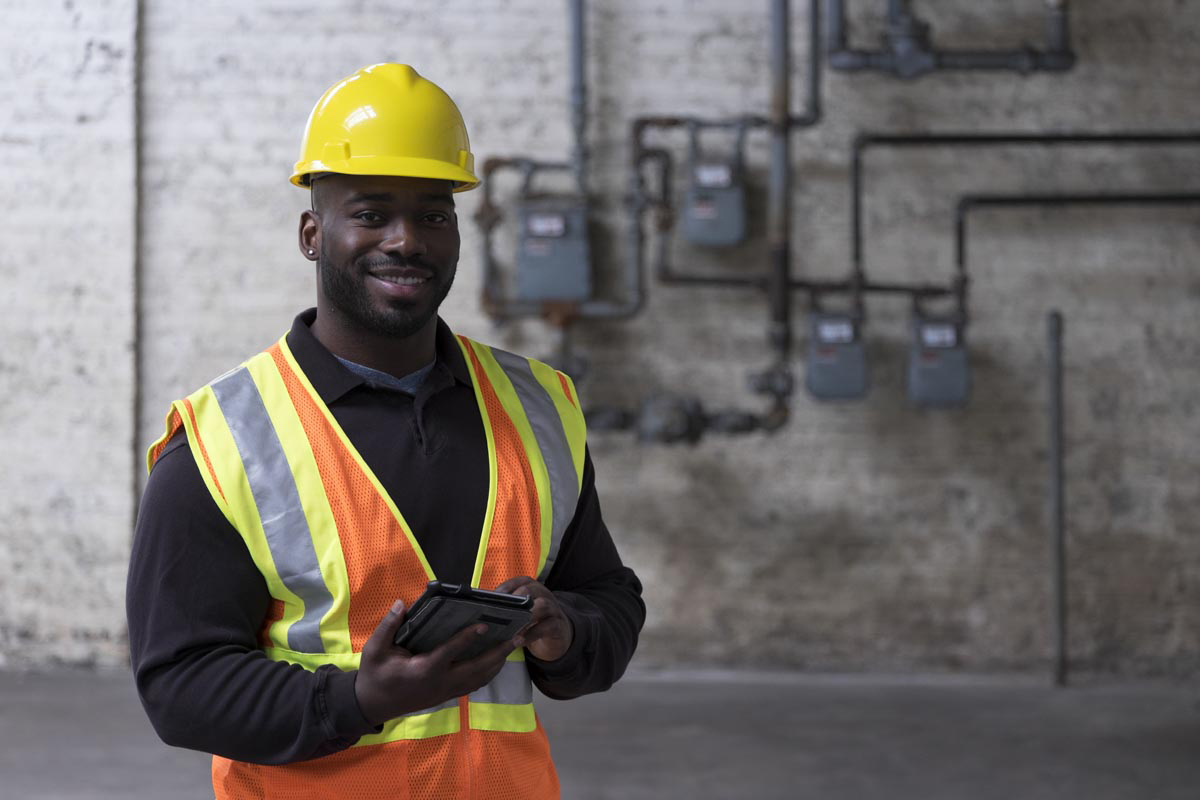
[299,209,320,261]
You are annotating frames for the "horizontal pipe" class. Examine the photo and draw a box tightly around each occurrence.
[852,131,1200,273]
[827,0,1074,78]
[936,48,1071,73]
[857,131,1200,149]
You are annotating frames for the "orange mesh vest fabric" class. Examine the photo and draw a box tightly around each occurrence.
[202,341,559,800]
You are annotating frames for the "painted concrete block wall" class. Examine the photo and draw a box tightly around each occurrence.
[3,0,1197,675]
[0,0,135,667]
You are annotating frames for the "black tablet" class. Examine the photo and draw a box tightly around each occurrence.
[392,581,534,661]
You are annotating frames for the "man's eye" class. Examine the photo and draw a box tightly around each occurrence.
[354,211,384,224]
[424,212,450,225]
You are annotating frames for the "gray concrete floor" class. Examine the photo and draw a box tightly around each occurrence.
[1,669,1198,799]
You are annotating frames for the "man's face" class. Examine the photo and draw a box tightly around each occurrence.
[306,174,460,340]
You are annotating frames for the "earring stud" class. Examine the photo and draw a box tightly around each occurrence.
[308,249,315,255]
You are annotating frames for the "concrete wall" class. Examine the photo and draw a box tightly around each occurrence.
[3,0,1197,676]
[0,0,136,667]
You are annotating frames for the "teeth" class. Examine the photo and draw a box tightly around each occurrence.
[377,275,428,286]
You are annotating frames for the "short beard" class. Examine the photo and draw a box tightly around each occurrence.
[318,243,455,339]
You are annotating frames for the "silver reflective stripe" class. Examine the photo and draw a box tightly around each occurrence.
[490,349,576,582]
[401,697,460,718]
[468,660,533,706]
[211,367,333,653]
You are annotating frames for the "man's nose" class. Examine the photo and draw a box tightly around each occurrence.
[379,218,427,258]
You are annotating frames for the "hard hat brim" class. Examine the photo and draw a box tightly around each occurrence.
[290,155,479,192]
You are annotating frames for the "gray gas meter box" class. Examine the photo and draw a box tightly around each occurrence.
[907,315,970,408]
[805,312,869,400]
[515,198,592,302]
[682,162,746,247]
[681,122,748,247]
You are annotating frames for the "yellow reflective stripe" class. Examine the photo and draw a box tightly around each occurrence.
[242,349,353,655]
[168,395,233,527]
[457,337,501,588]
[461,339,553,580]
[274,336,437,583]
[469,640,536,731]
[263,650,533,737]
[359,707,462,744]
[263,647,462,742]
[181,384,307,626]
[263,646,356,670]
[468,702,537,733]
[529,362,587,490]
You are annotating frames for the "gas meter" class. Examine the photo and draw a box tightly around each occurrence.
[681,121,748,247]
[514,197,592,302]
[907,313,970,408]
[805,311,869,400]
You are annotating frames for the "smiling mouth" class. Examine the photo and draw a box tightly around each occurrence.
[373,274,429,286]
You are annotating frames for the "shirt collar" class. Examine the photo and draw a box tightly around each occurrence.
[286,309,472,405]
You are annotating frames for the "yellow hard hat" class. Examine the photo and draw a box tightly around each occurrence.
[291,63,478,191]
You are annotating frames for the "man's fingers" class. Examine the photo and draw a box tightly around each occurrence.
[495,576,533,595]
[364,598,407,653]
[433,622,492,663]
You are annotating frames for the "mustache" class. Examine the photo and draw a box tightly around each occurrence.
[355,253,438,272]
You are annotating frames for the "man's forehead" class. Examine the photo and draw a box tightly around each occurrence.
[315,173,455,203]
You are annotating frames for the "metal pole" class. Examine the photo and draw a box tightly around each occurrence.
[1048,310,1067,687]
[887,0,911,23]
[767,0,792,363]
[131,0,146,519]
[569,0,588,195]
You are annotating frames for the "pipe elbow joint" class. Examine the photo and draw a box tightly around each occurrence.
[1036,49,1077,71]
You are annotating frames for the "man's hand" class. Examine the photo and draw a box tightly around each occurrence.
[354,599,518,726]
[495,576,574,663]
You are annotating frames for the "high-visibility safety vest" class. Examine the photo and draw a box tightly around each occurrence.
[147,332,588,800]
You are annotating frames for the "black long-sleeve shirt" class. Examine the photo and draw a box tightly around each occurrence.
[127,310,644,765]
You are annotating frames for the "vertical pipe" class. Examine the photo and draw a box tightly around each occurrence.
[850,140,864,280]
[826,0,848,52]
[131,0,146,524]
[799,0,822,125]
[1048,310,1068,687]
[1045,0,1070,52]
[887,0,911,23]
[569,0,588,195]
[767,0,792,362]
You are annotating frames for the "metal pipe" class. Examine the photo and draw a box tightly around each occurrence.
[936,49,1040,73]
[826,0,848,52]
[569,0,588,195]
[794,0,823,127]
[1045,0,1071,54]
[131,0,146,519]
[955,192,1200,274]
[887,0,911,23]
[767,0,792,363]
[1048,309,1067,687]
[629,0,823,290]
[827,0,1075,78]
[852,131,1200,275]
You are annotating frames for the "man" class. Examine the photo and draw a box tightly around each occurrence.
[127,63,645,800]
